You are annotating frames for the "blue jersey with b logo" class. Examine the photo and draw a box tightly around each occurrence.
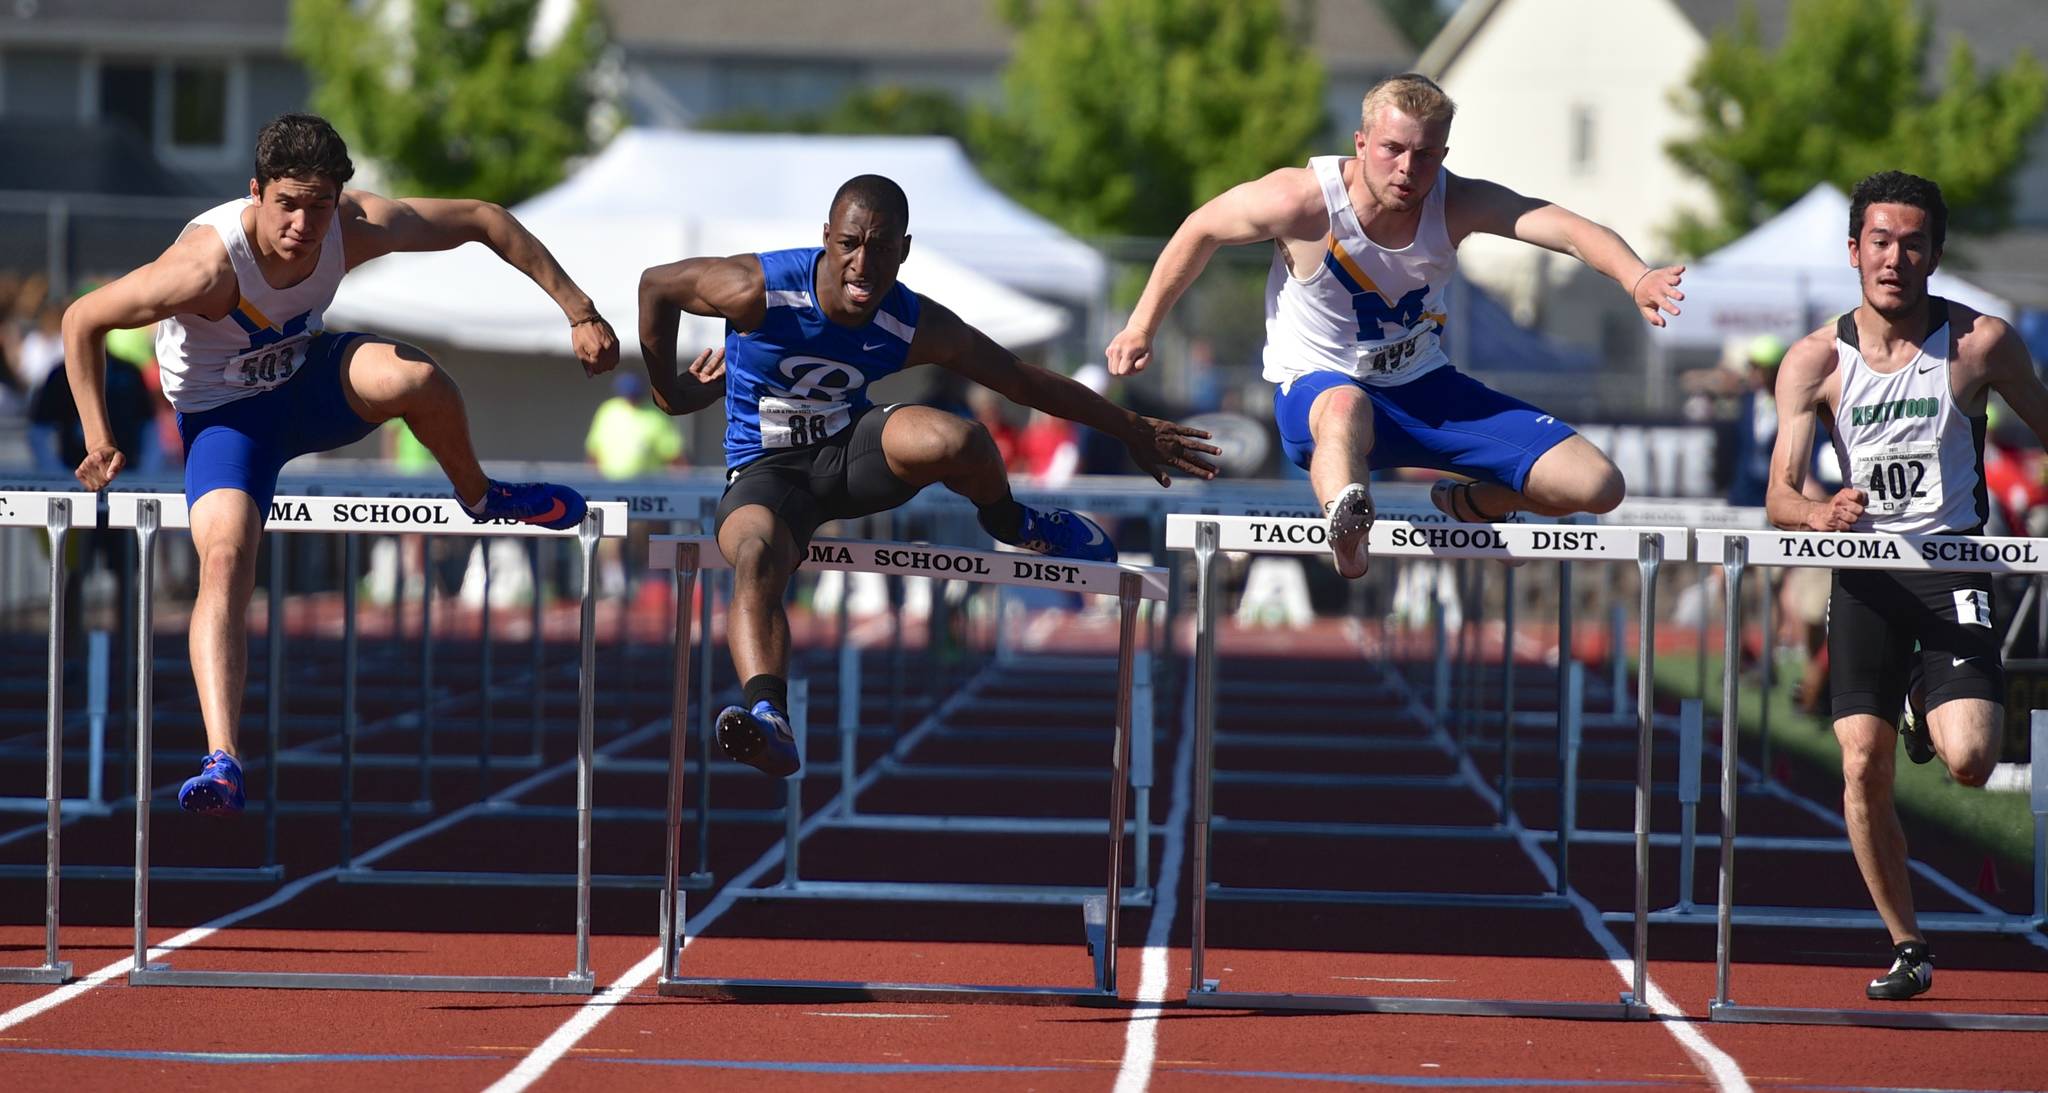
[723,247,921,469]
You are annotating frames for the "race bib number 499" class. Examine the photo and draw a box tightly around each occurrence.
[1851,441,1942,516]
[229,334,312,391]
[1355,326,1432,377]
[760,396,850,448]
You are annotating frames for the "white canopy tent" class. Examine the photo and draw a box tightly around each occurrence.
[1665,184,2013,348]
[329,130,1087,353]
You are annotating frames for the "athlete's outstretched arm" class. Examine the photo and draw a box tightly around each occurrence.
[1981,317,2048,447]
[340,191,618,376]
[1449,175,1685,329]
[918,297,1218,486]
[636,255,765,416]
[1107,168,1325,376]
[1767,331,1864,531]
[62,230,236,489]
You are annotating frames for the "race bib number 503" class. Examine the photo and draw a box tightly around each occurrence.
[229,334,312,391]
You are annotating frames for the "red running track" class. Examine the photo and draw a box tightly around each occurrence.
[2,607,2044,1091]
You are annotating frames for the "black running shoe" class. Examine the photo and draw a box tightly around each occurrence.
[1866,939,1933,1001]
[716,701,801,778]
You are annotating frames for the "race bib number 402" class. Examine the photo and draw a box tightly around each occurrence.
[760,396,851,448]
[229,334,312,391]
[1851,441,1942,517]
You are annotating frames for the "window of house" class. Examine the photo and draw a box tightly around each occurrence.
[169,62,228,148]
[98,61,155,140]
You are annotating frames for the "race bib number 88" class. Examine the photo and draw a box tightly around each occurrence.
[1851,441,1942,516]
[760,396,850,449]
[229,334,312,391]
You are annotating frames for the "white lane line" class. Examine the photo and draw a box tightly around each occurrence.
[1382,639,1752,1093]
[484,616,979,1093]
[0,865,338,1033]
[1109,659,1195,1093]
[0,704,663,1034]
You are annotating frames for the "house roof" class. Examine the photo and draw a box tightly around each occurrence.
[2,0,291,50]
[604,0,1412,73]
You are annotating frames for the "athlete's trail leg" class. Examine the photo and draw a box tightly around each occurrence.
[339,338,490,505]
[1457,435,1625,518]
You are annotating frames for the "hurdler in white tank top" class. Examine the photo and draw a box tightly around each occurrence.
[1828,299,1987,535]
[154,198,347,414]
[1261,157,1457,390]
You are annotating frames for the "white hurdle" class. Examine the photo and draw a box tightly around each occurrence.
[1700,528,2048,1031]
[109,492,626,995]
[649,533,1167,1004]
[1167,514,1688,1018]
[0,490,95,984]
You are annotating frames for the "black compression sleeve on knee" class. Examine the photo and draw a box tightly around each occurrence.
[742,674,788,714]
[976,497,1025,544]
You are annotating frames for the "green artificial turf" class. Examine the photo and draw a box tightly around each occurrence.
[1648,652,2040,869]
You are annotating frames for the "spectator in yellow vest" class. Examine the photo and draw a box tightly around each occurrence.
[587,370,683,479]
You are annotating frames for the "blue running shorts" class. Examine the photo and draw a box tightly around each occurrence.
[177,331,380,513]
[1272,366,1577,492]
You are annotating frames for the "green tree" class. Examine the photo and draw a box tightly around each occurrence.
[1376,0,1444,53]
[1666,0,2046,256]
[289,0,609,206]
[976,0,1327,238]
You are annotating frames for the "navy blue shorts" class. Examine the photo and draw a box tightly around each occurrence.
[1272,366,1576,492]
[177,331,380,513]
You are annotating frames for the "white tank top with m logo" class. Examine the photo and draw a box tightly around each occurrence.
[154,197,347,413]
[1261,157,1455,389]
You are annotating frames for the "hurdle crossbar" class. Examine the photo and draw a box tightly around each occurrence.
[1699,528,2048,1031]
[111,493,625,995]
[1169,514,1688,1019]
[0,491,95,984]
[649,533,1165,1005]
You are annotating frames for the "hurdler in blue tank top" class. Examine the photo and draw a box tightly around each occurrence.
[722,246,921,469]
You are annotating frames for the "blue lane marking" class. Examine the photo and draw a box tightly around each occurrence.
[5,1046,2040,1093]
[0,1047,486,1065]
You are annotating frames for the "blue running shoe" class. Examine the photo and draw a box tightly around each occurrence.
[716,701,800,778]
[1014,505,1116,563]
[179,750,246,817]
[461,480,587,531]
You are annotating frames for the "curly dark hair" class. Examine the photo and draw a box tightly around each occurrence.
[1849,170,1946,252]
[254,113,354,193]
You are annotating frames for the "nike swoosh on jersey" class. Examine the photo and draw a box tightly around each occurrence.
[862,341,886,351]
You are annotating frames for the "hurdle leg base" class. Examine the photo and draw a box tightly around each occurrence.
[1184,986,1643,1020]
[127,965,597,995]
[655,976,1120,1007]
[1709,1000,2048,1031]
[0,961,72,984]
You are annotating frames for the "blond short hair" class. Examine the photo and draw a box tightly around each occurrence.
[1360,73,1456,132]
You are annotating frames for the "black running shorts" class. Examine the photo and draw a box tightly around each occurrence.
[715,403,922,548]
[1828,565,2003,722]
